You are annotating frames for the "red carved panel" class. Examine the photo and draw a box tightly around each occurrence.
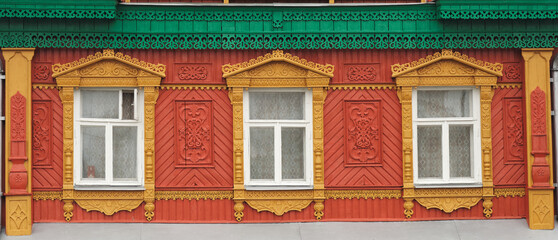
[175,100,214,167]
[8,92,28,194]
[503,98,524,164]
[531,87,547,135]
[502,63,522,82]
[169,63,213,84]
[530,87,550,187]
[344,100,382,166]
[32,88,63,190]
[32,100,53,167]
[324,89,402,188]
[32,63,53,83]
[156,89,233,189]
[492,88,525,186]
[344,64,379,83]
[11,92,26,141]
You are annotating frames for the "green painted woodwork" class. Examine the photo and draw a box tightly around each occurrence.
[0,0,116,19]
[437,0,558,19]
[0,3,557,49]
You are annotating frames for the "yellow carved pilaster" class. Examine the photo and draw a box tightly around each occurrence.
[3,48,35,236]
[223,50,332,221]
[54,50,164,222]
[393,50,500,219]
[522,48,555,230]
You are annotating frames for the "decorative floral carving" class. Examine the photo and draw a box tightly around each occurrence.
[155,191,233,200]
[9,203,27,230]
[175,100,213,167]
[33,191,63,200]
[503,98,524,163]
[531,87,546,135]
[245,199,313,216]
[346,65,376,82]
[504,64,521,82]
[222,49,334,77]
[78,61,139,76]
[345,100,381,166]
[74,199,143,215]
[11,92,26,141]
[391,49,503,77]
[494,188,525,198]
[325,189,401,199]
[415,197,482,213]
[32,64,51,82]
[32,101,53,167]
[177,65,208,81]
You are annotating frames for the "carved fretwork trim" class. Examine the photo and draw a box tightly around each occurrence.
[160,85,227,90]
[223,50,332,221]
[155,191,233,200]
[33,191,63,200]
[494,188,526,198]
[392,50,501,218]
[53,49,164,222]
[328,84,396,90]
[325,190,401,199]
[32,84,58,89]
[496,83,522,89]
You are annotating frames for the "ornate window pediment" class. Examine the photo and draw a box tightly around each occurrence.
[392,49,502,219]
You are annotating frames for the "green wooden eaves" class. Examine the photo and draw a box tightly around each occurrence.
[437,0,558,19]
[0,0,117,19]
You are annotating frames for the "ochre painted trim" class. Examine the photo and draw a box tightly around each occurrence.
[155,191,233,200]
[328,84,396,90]
[325,190,401,199]
[160,85,227,90]
[392,49,500,219]
[496,83,522,89]
[494,188,525,198]
[33,191,63,200]
[32,84,58,89]
[223,50,332,221]
[53,49,164,222]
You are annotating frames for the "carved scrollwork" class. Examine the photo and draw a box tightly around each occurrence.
[245,200,313,216]
[415,197,482,213]
[75,200,143,216]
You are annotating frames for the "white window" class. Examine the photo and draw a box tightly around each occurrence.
[243,88,313,189]
[74,88,144,188]
[412,87,482,187]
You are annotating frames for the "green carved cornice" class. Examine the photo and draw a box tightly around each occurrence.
[0,0,117,19]
[437,0,558,19]
[0,4,557,49]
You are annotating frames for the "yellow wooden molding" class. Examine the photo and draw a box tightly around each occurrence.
[496,83,522,89]
[325,189,401,199]
[223,50,332,221]
[53,49,164,222]
[393,50,500,219]
[160,85,227,90]
[5,196,32,236]
[328,84,396,90]
[52,49,165,78]
[222,49,333,78]
[33,191,63,200]
[391,49,503,78]
[494,188,525,198]
[155,191,233,200]
[32,84,58,89]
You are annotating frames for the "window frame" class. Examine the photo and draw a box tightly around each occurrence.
[243,88,313,189]
[73,87,145,189]
[412,86,482,187]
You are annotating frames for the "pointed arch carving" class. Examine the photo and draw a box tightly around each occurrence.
[392,49,502,219]
[53,49,165,222]
[223,50,333,221]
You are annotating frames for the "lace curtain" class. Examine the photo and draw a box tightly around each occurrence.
[82,126,106,179]
[81,90,119,118]
[249,92,304,120]
[250,127,274,180]
[113,126,137,180]
[417,90,470,118]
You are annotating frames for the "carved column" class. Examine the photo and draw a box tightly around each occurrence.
[398,86,415,218]
[142,84,159,221]
[522,48,555,230]
[312,87,326,219]
[58,85,76,222]
[479,85,494,218]
[229,87,245,221]
[2,48,34,235]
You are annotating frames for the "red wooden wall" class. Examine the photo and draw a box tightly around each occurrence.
[30,48,527,223]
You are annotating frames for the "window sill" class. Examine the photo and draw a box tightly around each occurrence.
[414,183,483,189]
[74,186,145,191]
[244,185,313,191]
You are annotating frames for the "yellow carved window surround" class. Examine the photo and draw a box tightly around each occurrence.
[222,50,333,221]
[52,49,165,222]
[391,49,502,218]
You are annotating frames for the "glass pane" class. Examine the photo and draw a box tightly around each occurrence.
[113,126,138,181]
[417,125,443,179]
[282,127,305,180]
[449,125,473,178]
[122,90,135,120]
[417,90,471,118]
[81,90,119,119]
[250,127,274,180]
[81,126,105,179]
[249,92,304,120]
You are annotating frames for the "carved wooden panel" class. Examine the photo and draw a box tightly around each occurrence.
[32,100,53,167]
[32,88,63,190]
[324,89,402,188]
[170,63,213,84]
[503,98,524,163]
[155,89,233,189]
[32,62,53,83]
[344,100,382,166]
[491,88,526,186]
[175,100,214,167]
[343,64,380,83]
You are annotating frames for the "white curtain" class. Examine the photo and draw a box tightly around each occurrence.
[113,126,137,180]
[249,92,304,120]
[417,90,470,118]
[82,90,119,118]
[250,127,275,180]
[449,125,472,178]
[281,127,305,180]
[82,126,106,179]
[417,125,443,178]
